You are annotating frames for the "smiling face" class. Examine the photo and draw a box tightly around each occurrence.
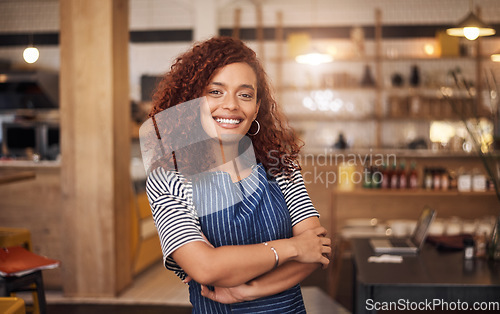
[201,62,260,142]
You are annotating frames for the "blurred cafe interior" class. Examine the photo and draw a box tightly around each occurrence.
[1,0,500,313]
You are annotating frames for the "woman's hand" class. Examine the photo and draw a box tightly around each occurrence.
[200,283,254,304]
[291,226,331,269]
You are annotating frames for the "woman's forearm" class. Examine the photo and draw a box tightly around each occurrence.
[199,261,321,304]
[243,261,320,300]
[240,217,328,300]
[172,226,329,287]
[198,238,298,287]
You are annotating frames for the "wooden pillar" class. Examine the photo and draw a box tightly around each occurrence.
[59,0,131,297]
[232,7,241,39]
[255,0,265,62]
[275,11,283,104]
[374,8,383,148]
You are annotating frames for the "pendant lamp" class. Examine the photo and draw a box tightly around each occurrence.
[295,46,333,66]
[446,1,495,40]
[294,0,332,65]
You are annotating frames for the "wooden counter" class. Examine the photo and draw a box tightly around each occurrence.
[0,169,36,185]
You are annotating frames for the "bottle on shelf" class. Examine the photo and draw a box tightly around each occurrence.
[399,160,407,189]
[360,64,376,87]
[463,236,475,260]
[390,161,399,189]
[363,166,372,189]
[409,65,420,87]
[408,161,419,189]
[441,168,450,190]
[433,168,441,190]
[423,167,433,190]
[372,166,382,189]
[381,163,390,189]
[449,170,458,190]
[474,232,487,258]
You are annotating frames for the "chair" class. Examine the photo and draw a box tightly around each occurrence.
[0,228,32,251]
[0,227,45,314]
[0,297,26,314]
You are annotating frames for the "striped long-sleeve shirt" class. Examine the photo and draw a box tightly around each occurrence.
[146,163,319,313]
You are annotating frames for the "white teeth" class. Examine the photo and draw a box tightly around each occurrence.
[215,118,241,125]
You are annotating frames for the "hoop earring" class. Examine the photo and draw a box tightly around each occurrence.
[248,120,260,136]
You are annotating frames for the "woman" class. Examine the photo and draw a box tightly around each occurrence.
[144,36,331,313]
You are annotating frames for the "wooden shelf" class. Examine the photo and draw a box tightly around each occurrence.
[271,55,492,63]
[269,56,378,63]
[333,188,497,196]
[383,86,470,95]
[381,55,495,62]
[277,86,377,92]
[300,148,480,158]
[285,112,482,123]
[285,113,377,122]
[0,160,61,168]
[278,86,473,96]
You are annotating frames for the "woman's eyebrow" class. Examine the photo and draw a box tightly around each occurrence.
[240,84,255,91]
[209,82,225,87]
[209,82,255,91]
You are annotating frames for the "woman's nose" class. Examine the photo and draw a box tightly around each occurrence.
[221,95,238,110]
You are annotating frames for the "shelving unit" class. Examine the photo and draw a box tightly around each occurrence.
[298,150,498,236]
[276,8,492,151]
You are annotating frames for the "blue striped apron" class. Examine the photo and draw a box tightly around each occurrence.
[189,163,306,313]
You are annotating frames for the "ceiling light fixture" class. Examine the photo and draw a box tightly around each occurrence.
[446,0,495,41]
[295,47,333,66]
[294,0,332,66]
[23,34,39,64]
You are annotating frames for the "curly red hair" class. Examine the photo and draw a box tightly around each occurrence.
[149,36,302,176]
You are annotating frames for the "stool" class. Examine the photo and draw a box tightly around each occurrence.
[0,228,43,314]
[0,297,26,314]
[0,272,45,314]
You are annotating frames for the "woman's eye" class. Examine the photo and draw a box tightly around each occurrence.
[240,93,254,99]
[208,90,222,96]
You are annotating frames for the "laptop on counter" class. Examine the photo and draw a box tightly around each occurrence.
[369,206,436,254]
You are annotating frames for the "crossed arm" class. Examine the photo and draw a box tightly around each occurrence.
[172,216,330,303]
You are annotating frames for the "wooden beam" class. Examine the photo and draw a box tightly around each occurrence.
[374,8,383,148]
[475,6,484,112]
[59,0,131,297]
[232,7,241,39]
[254,0,264,62]
[275,11,283,103]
